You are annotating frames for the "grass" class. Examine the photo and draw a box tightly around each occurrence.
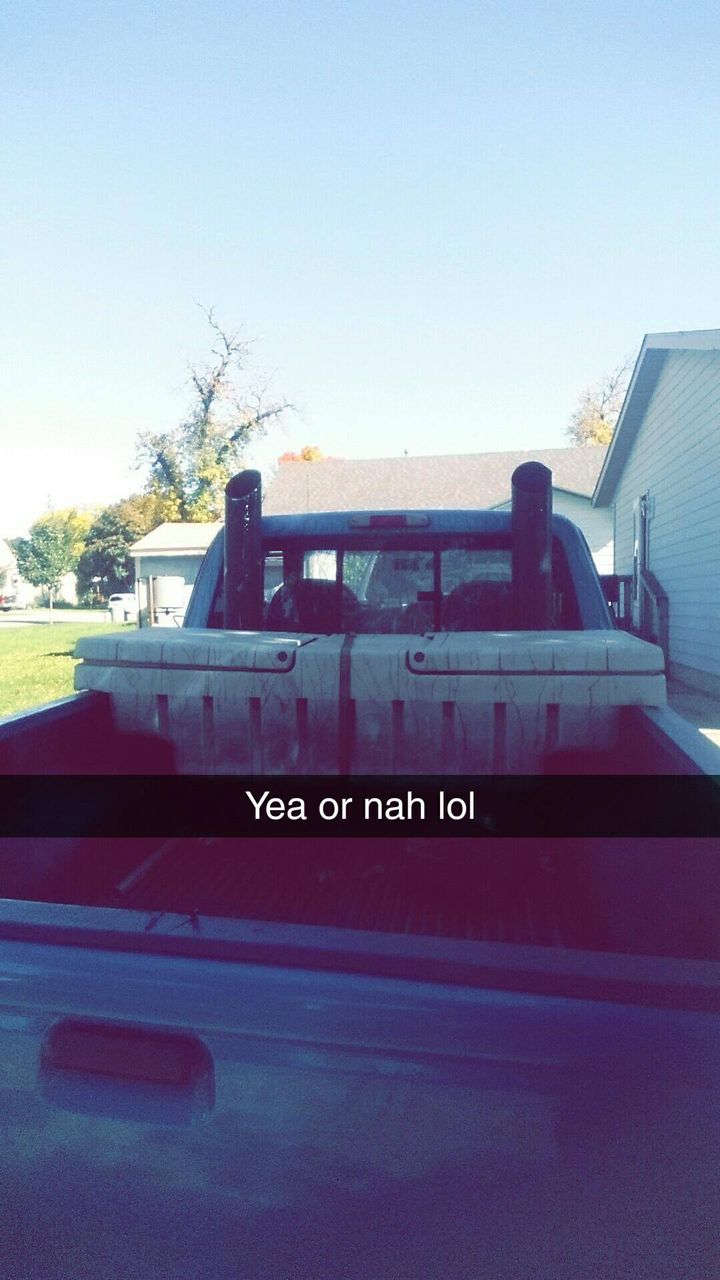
[0,622,133,719]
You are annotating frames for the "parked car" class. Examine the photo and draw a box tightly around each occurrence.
[0,593,17,611]
[107,592,138,621]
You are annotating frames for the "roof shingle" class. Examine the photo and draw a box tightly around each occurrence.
[264,446,608,514]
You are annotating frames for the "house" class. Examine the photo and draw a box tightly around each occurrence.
[0,539,24,606]
[0,540,15,599]
[593,329,720,696]
[130,522,222,626]
[264,446,612,572]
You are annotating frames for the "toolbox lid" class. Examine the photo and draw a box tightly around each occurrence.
[406,630,665,675]
[75,627,314,673]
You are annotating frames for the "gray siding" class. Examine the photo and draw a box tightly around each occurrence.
[497,491,613,575]
[554,492,614,575]
[134,554,205,585]
[612,350,720,679]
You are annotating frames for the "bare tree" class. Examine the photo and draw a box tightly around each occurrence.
[566,356,634,446]
[136,308,292,520]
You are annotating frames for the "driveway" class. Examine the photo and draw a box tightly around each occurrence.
[0,609,116,628]
[667,679,720,748]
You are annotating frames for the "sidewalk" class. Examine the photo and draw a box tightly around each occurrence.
[667,679,720,748]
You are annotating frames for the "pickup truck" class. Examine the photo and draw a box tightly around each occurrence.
[0,462,717,1279]
[2,463,716,777]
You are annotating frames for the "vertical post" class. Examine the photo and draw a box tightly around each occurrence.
[658,593,669,667]
[224,470,263,630]
[511,461,553,629]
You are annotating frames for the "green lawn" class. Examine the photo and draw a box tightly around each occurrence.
[0,623,132,719]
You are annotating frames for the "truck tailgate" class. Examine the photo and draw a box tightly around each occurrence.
[0,919,716,1280]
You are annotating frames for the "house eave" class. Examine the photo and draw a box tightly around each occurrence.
[131,547,213,559]
[593,328,720,507]
[593,345,663,505]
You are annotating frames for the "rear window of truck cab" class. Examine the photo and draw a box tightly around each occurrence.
[259,536,581,633]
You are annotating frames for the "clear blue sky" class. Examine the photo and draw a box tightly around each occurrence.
[2,0,720,533]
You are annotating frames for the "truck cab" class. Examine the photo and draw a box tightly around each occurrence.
[185,508,609,635]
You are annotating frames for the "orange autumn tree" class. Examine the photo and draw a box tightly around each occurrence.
[278,445,329,462]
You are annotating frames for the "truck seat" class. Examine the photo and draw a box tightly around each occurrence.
[265,579,359,633]
[443,580,513,631]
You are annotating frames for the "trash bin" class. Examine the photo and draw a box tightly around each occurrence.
[109,602,126,624]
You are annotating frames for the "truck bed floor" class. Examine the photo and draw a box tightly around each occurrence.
[113,837,568,948]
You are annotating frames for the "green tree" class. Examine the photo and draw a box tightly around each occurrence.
[136,308,291,520]
[14,522,76,621]
[76,493,171,601]
[566,357,633,446]
[34,508,95,561]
